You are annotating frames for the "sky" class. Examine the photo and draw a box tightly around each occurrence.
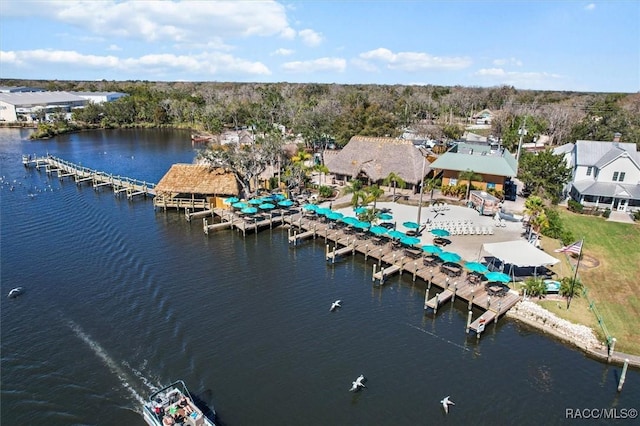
[0,1,638,92]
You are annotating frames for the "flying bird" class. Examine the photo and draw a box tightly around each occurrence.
[7,287,23,298]
[349,374,366,392]
[440,396,455,414]
[330,300,342,311]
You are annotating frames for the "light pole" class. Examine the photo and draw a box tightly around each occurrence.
[416,148,428,224]
[516,116,528,168]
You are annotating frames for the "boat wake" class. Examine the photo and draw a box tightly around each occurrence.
[67,320,149,406]
[405,323,471,352]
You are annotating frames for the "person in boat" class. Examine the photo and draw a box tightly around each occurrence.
[178,395,194,415]
[162,415,175,426]
[153,403,165,419]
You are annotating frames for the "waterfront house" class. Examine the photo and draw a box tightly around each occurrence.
[155,164,240,209]
[324,135,433,192]
[428,142,518,194]
[559,139,640,212]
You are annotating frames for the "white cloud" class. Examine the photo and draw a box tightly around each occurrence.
[298,29,323,47]
[350,58,378,73]
[0,49,271,77]
[272,48,294,56]
[2,0,296,44]
[359,48,471,71]
[474,67,565,89]
[585,3,596,11]
[282,57,346,73]
[107,44,121,52]
[492,57,523,67]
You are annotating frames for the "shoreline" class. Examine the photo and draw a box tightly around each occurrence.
[506,300,640,368]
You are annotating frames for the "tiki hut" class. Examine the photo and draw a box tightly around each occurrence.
[155,164,239,208]
[325,136,431,191]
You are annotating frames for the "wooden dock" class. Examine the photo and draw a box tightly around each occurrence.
[282,213,521,339]
[23,155,155,199]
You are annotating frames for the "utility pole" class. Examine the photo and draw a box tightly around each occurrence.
[516,116,528,169]
[416,148,428,224]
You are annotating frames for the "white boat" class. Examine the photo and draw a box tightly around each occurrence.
[142,380,216,426]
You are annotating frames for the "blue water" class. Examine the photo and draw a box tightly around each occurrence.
[1,128,638,425]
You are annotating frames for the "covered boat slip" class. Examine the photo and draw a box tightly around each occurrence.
[480,240,560,281]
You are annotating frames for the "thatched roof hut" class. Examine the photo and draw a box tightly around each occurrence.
[155,164,240,197]
[325,136,430,185]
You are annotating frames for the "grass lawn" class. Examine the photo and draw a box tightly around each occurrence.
[537,209,640,355]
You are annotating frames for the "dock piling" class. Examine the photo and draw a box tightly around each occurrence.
[617,359,629,392]
[372,264,377,282]
[434,293,440,314]
[466,310,472,333]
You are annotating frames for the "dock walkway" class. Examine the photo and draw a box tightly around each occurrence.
[283,213,521,339]
[23,155,155,199]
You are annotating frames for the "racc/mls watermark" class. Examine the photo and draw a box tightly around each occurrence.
[566,408,638,420]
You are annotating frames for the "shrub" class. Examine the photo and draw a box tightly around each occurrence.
[318,185,335,198]
[567,199,583,213]
[603,208,611,218]
[524,277,547,299]
[634,210,640,221]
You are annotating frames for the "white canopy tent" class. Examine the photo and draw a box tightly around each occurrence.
[482,240,559,267]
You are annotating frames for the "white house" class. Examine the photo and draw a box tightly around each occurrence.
[561,140,640,212]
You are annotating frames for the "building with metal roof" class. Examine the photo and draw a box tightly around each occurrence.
[564,139,640,213]
[0,91,87,122]
[428,142,518,195]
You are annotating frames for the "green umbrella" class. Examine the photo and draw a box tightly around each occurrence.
[431,228,450,237]
[438,251,461,263]
[400,236,421,246]
[388,230,406,240]
[484,271,511,283]
[464,261,489,273]
[224,196,239,204]
[341,216,359,226]
[369,226,388,236]
[303,204,318,211]
[422,244,443,254]
[403,221,420,229]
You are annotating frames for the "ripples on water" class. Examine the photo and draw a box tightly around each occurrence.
[1,129,638,426]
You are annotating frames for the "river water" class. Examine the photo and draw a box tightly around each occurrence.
[1,128,638,425]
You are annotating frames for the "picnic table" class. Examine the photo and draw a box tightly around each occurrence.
[403,248,423,259]
[440,263,462,277]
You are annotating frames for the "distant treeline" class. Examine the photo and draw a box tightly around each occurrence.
[3,78,639,149]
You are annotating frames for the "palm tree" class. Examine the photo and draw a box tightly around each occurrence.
[382,172,406,201]
[458,169,482,201]
[343,180,365,207]
[365,185,385,212]
[424,177,441,203]
[524,196,548,240]
[314,164,330,185]
[560,276,584,303]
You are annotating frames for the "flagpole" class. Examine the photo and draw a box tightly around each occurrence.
[566,238,584,309]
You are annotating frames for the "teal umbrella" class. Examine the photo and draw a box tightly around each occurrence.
[224,196,239,204]
[484,271,511,283]
[354,206,368,214]
[369,226,388,236]
[278,199,294,207]
[232,201,248,209]
[341,216,359,226]
[273,193,287,201]
[464,261,489,273]
[302,204,318,211]
[248,198,263,205]
[438,251,461,263]
[378,213,393,221]
[403,221,420,229]
[431,228,450,237]
[259,202,276,210]
[388,230,406,240]
[354,221,371,229]
[316,207,332,216]
[241,206,258,214]
[422,245,443,254]
[400,236,420,246]
[327,212,344,221]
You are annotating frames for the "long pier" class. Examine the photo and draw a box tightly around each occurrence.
[22,155,156,199]
[283,213,521,339]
